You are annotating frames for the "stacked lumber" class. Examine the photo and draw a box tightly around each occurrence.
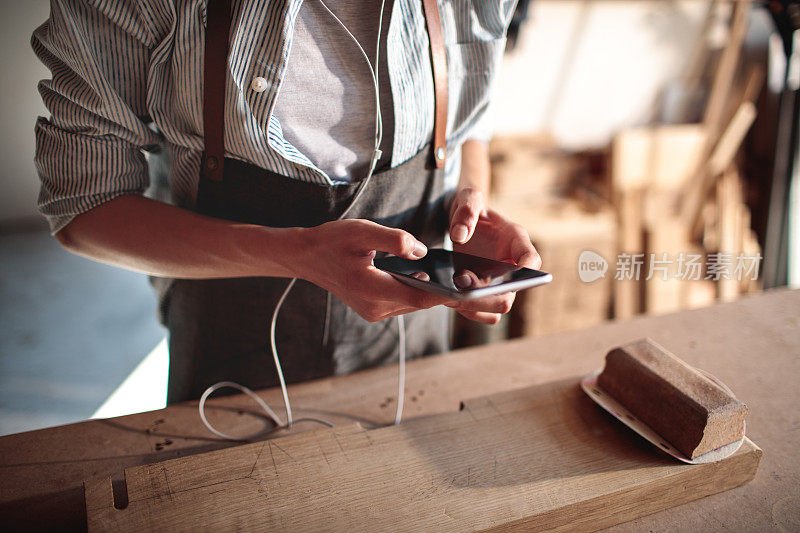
[612,125,710,316]
[472,1,764,343]
[487,136,615,338]
[499,198,615,337]
[609,0,763,317]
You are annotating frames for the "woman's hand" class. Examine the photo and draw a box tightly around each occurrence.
[447,187,542,324]
[296,219,452,322]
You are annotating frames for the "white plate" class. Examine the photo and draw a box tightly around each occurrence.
[580,368,745,464]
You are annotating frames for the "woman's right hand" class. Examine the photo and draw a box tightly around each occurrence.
[294,219,453,322]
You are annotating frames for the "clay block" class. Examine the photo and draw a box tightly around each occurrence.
[597,338,747,459]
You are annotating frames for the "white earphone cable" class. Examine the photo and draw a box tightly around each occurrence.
[269,277,297,427]
[315,0,385,155]
[198,0,408,440]
[394,314,406,425]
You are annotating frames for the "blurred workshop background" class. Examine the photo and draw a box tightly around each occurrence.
[1,0,798,435]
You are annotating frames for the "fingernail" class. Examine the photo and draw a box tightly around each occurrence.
[412,242,427,258]
[410,271,430,281]
[454,273,473,289]
[451,224,469,243]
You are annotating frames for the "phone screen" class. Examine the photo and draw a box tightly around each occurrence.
[374,249,551,300]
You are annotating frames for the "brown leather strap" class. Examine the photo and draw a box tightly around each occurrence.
[421,0,448,168]
[202,0,232,181]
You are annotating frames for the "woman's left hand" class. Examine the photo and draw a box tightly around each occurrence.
[446,187,542,324]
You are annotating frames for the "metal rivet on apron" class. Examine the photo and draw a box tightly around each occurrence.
[206,156,219,170]
[435,146,446,161]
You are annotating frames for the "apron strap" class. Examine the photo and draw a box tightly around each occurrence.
[202,0,232,182]
[201,0,448,181]
[420,0,448,168]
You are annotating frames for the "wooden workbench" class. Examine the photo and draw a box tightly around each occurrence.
[1,289,798,531]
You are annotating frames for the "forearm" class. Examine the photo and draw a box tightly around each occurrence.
[457,139,491,196]
[56,194,302,279]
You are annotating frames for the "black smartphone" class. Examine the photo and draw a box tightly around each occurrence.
[374,249,552,301]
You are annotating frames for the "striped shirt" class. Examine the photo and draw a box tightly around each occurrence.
[32,0,515,233]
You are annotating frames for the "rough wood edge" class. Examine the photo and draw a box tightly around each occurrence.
[84,476,113,515]
[484,438,762,532]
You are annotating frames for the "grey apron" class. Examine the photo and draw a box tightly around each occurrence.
[162,0,450,404]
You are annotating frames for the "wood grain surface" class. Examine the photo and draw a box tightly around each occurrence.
[1,289,798,531]
[83,379,761,532]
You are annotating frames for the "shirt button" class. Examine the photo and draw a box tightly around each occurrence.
[251,76,268,93]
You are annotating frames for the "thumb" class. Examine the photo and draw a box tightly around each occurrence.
[355,220,427,260]
[449,188,484,244]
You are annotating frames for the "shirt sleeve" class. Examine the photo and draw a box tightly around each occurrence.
[464,97,495,144]
[447,1,516,147]
[32,0,160,234]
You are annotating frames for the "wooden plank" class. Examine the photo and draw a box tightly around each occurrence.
[716,165,746,301]
[702,0,750,139]
[84,378,762,532]
[643,215,687,315]
[612,125,707,193]
[738,207,762,295]
[684,278,717,310]
[489,135,570,201]
[611,129,653,192]
[709,102,757,177]
[614,189,644,319]
[683,101,757,240]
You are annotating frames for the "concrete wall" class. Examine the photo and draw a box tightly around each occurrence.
[0,0,49,225]
[492,0,708,149]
